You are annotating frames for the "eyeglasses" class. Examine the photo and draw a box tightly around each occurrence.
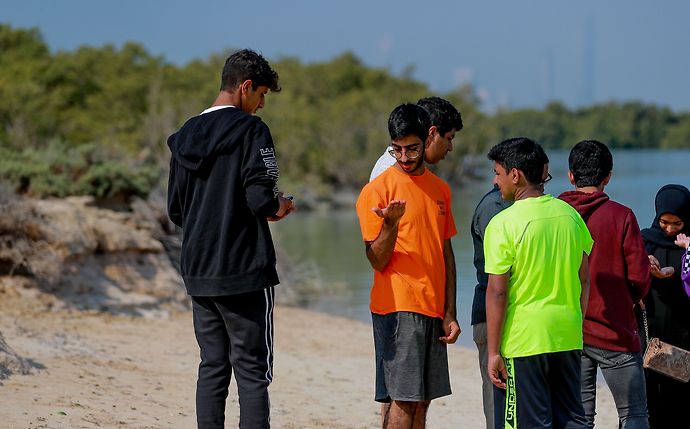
[541,173,553,184]
[388,146,421,160]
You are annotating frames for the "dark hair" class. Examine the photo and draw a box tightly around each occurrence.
[220,49,281,92]
[568,140,613,187]
[417,96,463,135]
[487,137,549,185]
[388,103,431,142]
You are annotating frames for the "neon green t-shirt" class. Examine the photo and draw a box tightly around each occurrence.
[484,194,593,358]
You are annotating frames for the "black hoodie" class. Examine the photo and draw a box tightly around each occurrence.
[167,107,281,296]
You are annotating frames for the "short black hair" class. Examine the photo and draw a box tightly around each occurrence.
[417,96,463,135]
[568,140,613,187]
[220,49,281,92]
[487,137,549,185]
[388,103,431,142]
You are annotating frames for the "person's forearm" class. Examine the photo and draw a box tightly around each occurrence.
[443,240,457,319]
[579,253,590,316]
[580,275,590,316]
[167,161,184,227]
[366,219,400,271]
[628,273,651,302]
[624,225,652,301]
[486,274,508,356]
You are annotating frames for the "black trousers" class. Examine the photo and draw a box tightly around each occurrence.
[192,287,275,429]
[494,350,587,429]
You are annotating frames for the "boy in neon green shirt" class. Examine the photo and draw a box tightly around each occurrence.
[484,137,592,429]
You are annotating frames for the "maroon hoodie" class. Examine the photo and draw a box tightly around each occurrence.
[559,190,651,352]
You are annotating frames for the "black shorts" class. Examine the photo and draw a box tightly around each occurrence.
[372,311,451,403]
[494,350,587,429]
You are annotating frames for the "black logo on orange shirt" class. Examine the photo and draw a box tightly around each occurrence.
[437,200,446,216]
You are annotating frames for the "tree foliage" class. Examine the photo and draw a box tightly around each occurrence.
[0,24,688,201]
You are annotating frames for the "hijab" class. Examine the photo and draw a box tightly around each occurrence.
[641,184,690,250]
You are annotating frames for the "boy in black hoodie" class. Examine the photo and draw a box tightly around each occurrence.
[167,49,294,429]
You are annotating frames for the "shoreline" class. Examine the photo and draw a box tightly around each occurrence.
[1,304,618,428]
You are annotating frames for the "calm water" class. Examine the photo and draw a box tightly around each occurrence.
[271,149,690,346]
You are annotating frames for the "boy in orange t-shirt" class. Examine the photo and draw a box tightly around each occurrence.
[356,103,460,428]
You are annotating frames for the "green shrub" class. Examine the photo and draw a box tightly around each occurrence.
[0,141,161,199]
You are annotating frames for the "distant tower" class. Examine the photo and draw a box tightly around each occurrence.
[540,51,555,107]
[580,15,596,106]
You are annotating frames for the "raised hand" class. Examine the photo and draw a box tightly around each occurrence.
[372,199,406,224]
[268,192,295,221]
[649,254,674,279]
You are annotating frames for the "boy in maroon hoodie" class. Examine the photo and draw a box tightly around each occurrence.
[559,140,651,429]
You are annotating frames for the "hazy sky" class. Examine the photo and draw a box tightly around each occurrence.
[4,0,690,111]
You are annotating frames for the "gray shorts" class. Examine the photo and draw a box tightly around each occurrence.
[372,311,451,403]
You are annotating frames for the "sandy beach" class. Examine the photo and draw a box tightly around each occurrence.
[0,297,619,429]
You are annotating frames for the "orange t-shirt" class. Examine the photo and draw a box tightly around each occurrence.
[355,166,457,318]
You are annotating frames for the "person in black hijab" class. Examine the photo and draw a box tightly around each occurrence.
[641,184,690,429]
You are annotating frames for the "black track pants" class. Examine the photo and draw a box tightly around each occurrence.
[192,287,275,429]
[494,350,586,429]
